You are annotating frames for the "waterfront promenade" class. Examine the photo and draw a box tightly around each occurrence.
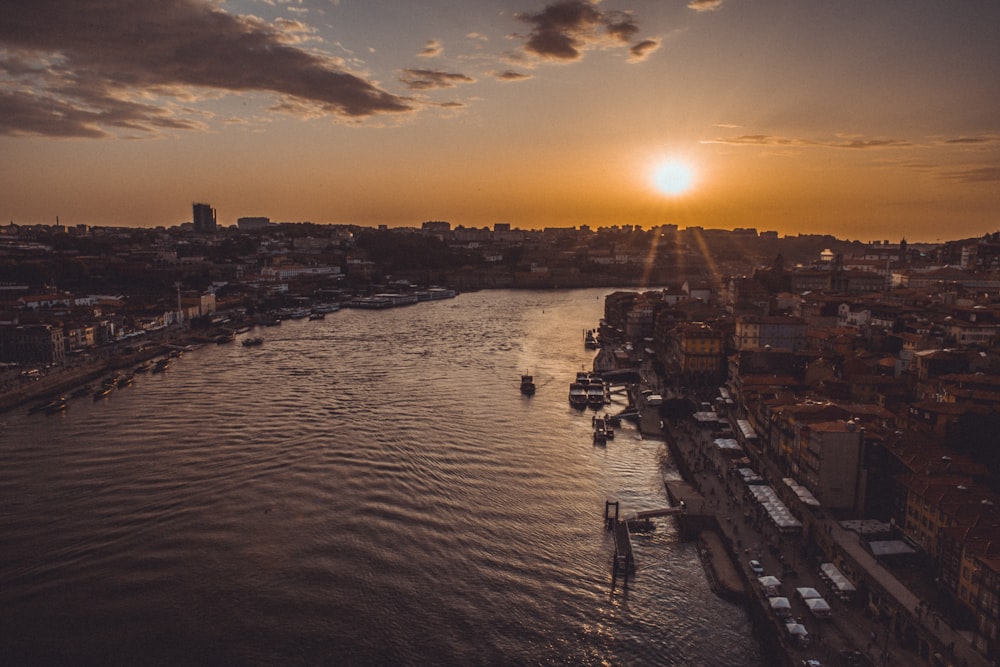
[0,329,192,414]
[628,380,987,667]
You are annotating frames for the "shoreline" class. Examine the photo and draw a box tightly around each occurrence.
[0,337,191,415]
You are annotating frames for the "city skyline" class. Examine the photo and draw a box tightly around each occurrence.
[2,0,999,241]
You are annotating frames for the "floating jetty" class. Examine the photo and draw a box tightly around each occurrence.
[604,501,635,578]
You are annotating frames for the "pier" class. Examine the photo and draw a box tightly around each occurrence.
[604,500,635,578]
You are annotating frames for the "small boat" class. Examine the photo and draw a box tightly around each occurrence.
[44,397,68,414]
[243,336,264,347]
[70,384,93,398]
[593,414,615,439]
[568,382,588,409]
[308,312,326,321]
[93,386,113,400]
[134,362,152,373]
[29,397,66,414]
[586,382,607,409]
[584,329,599,349]
[214,331,236,344]
[152,358,171,373]
[593,417,609,444]
[520,374,536,396]
[117,374,134,388]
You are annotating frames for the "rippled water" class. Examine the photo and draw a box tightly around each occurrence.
[0,289,762,666]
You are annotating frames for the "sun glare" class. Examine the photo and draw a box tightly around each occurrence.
[651,160,696,197]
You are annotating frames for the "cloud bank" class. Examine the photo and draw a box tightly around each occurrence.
[703,135,912,149]
[0,0,414,138]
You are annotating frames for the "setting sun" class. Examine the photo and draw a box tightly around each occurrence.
[651,160,696,197]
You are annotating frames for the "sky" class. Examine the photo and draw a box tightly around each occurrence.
[2,0,999,242]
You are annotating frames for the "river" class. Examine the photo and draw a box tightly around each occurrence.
[0,288,762,666]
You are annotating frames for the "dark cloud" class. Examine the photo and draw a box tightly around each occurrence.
[515,1,649,62]
[494,70,533,82]
[942,135,1000,146]
[0,0,414,138]
[704,135,912,149]
[628,39,661,63]
[940,167,1000,183]
[399,69,475,91]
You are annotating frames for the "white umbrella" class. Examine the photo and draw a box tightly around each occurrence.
[806,597,831,617]
[770,597,792,617]
[796,587,821,600]
[758,575,781,587]
[785,622,808,637]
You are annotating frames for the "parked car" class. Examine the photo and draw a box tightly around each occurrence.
[749,559,764,575]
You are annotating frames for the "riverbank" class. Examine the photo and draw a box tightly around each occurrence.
[0,338,193,415]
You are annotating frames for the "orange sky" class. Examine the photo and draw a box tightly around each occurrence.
[2,1,998,241]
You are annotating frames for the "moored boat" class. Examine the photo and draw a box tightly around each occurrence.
[70,384,93,398]
[243,336,264,347]
[586,382,607,409]
[593,417,609,444]
[520,374,536,396]
[44,397,68,414]
[568,382,588,408]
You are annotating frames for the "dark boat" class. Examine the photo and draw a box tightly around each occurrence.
[29,397,66,414]
[520,374,536,396]
[593,416,610,444]
[243,336,264,347]
[70,384,93,398]
[152,358,171,373]
[93,386,113,400]
[568,382,588,408]
[584,329,599,349]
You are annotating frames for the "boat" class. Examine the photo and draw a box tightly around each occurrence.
[93,386,113,400]
[520,374,536,396]
[117,374,134,388]
[568,382,588,409]
[152,358,171,373]
[593,413,615,439]
[308,312,326,321]
[256,314,281,326]
[29,397,65,414]
[586,381,607,409]
[243,336,264,347]
[44,397,68,414]
[584,329,599,349]
[593,416,610,444]
[70,384,93,398]
[134,361,152,373]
